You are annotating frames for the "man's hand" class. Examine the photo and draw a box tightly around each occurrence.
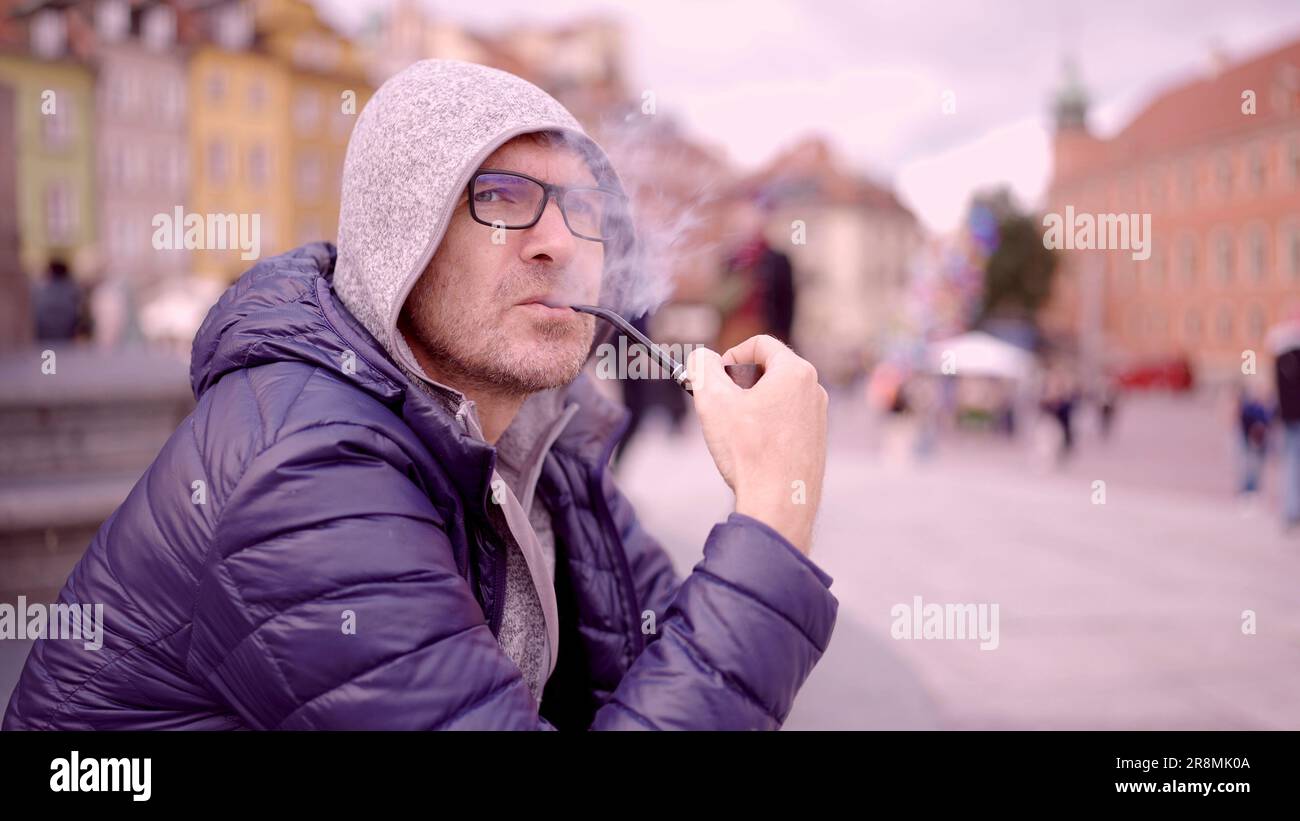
[687,335,828,555]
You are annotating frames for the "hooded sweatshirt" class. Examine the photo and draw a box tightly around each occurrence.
[3,61,840,732]
[330,59,628,702]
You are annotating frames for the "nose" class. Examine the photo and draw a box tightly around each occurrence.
[518,194,577,267]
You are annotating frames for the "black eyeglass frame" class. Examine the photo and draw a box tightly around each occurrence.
[466,168,629,243]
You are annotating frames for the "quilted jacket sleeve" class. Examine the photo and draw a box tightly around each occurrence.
[591,475,839,730]
[187,417,836,730]
[186,420,548,730]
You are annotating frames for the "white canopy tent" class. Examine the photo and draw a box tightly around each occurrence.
[924,331,1037,381]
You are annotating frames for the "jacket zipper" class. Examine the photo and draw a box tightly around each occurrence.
[587,412,643,662]
[489,530,507,636]
[458,400,508,637]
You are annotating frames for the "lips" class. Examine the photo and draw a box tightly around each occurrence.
[516,295,568,309]
[514,299,573,319]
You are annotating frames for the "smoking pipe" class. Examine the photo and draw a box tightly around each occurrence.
[566,304,763,395]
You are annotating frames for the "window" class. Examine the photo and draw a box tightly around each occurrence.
[45,180,75,245]
[1178,162,1196,206]
[1127,305,1144,339]
[296,151,322,197]
[1213,228,1234,284]
[1145,169,1164,208]
[1143,245,1164,290]
[1216,153,1234,198]
[1183,309,1202,343]
[106,144,126,188]
[292,37,342,73]
[207,70,226,105]
[1178,233,1198,285]
[160,78,184,125]
[96,1,129,41]
[142,5,176,52]
[105,73,127,116]
[215,3,254,51]
[293,89,321,134]
[1216,305,1234,343]
[331,102,354,138]
[164,145,185,190]
[248,143,269,188]
[1117,174,1136,211]
[1248,146,1267,192]
[1246,224,1268,282]
[1147,308,1167,340]
[1112,252,1136,291]
[30,9,66,59]
[109,213,132,259]
[247,80,266,113]
[208,139,230,185]
[1247,304,1266,342]
[42,89,73,150]
[1275,66,1300,114]
[1280,221,1300,283]
[124,143,145,189]
[1290,137,1300,187]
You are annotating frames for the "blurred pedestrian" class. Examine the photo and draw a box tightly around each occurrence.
[613,311,688,467]
[758,240,796,344]
[1040,368,1079,462]
[1235,382,1273,502]
[31,258,83,341]
[715,231,767,352]
[716,197,799,350]
[1097,377,1119,440]
[1269,308,1300,531]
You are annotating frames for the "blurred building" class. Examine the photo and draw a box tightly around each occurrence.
[359,0,625,122]
[742,137,920,384]
[184,0,371,280]
[92,0,197,299]
[492,18,626,125]
[258,0,372,250]
[0,2,97,288]
[359,0,518,84]
[186,0,286,277]
[1042,40,1300,382]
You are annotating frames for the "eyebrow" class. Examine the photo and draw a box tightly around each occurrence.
[475,167,602,188]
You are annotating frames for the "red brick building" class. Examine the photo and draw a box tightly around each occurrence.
[1041,40,1300,382]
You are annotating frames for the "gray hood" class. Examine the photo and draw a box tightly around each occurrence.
[331,60,633,698]
[332,58,630,384]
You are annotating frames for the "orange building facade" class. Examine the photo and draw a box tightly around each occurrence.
[1042,41,1300,382]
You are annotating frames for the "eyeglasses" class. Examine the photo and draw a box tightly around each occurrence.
[467,168,628,243]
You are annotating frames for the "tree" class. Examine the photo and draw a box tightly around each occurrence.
[972,191,1058,325]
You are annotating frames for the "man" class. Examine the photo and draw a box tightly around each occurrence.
[3,60,835,730]
[31,258,82,341]
[1271,306,1300,531]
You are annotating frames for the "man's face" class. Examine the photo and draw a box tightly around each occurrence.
[399,137,604,396]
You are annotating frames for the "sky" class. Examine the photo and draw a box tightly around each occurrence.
[317,0,1300,235]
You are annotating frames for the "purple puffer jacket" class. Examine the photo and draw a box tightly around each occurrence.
[3,243,838,730]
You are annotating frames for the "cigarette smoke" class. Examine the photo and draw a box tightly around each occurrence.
[556,113,728,321]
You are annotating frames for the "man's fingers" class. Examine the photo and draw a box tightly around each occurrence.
[720,334,791,367]
[686,346,736,396]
